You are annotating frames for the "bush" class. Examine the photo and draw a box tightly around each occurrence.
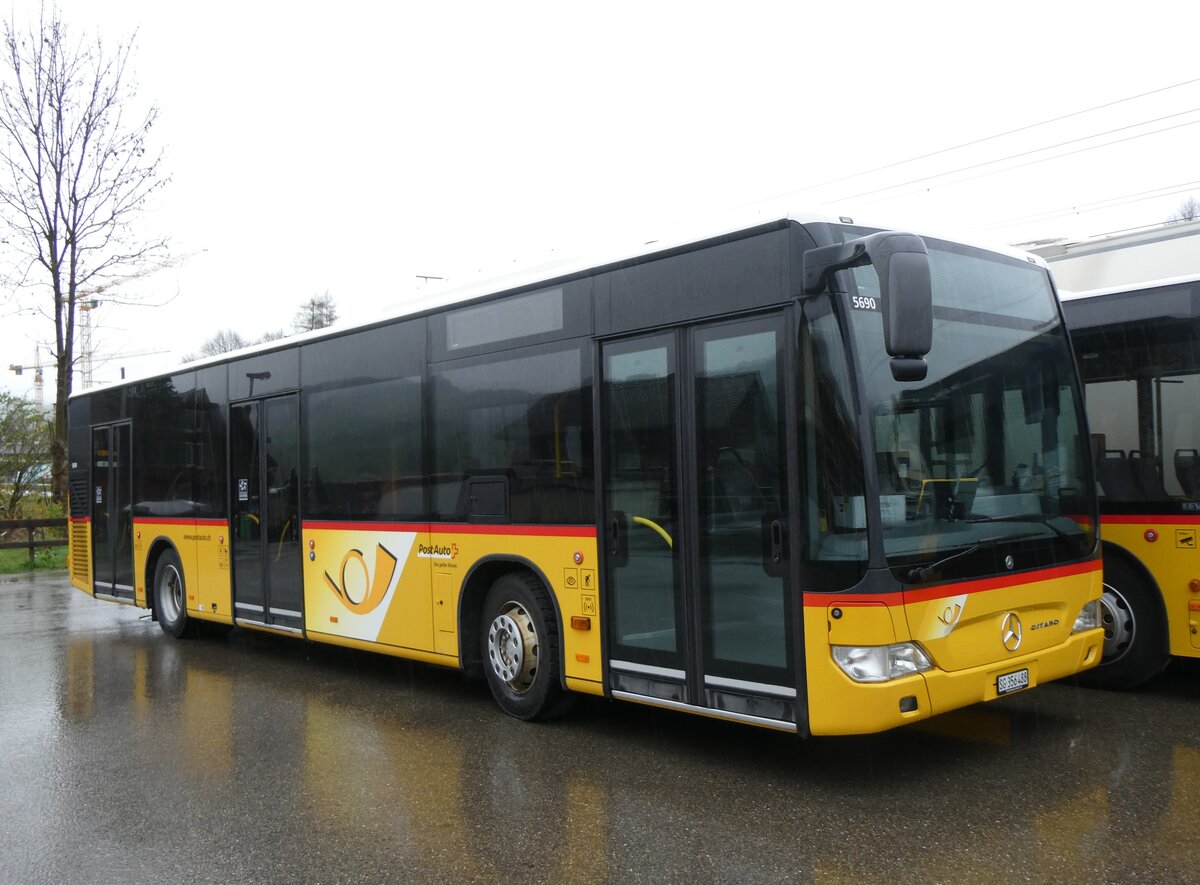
[0,546,67,574]
[18,498,66,537]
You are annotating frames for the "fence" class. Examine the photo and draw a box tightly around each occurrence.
[0,518,68,563]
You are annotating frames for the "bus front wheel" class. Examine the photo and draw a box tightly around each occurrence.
[1079,556,1167,690]
[154,549,196,639]
[481,572,574,721]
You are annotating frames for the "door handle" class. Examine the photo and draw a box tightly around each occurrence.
[769,518,784,564]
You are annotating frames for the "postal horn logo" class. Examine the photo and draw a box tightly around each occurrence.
[324,544,398,615]
[937,602,963,630]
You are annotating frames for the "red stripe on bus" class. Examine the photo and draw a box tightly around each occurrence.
[302,520,597,538]
[1101,514,1200,526]
[132,517,227,527]
[437,523,597,538]
[803,559,1102,608]
[303,520,427,533]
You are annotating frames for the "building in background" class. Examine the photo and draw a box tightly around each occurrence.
[1019,218,1200,292]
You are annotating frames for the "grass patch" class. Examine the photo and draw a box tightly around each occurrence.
[0,545,68,575]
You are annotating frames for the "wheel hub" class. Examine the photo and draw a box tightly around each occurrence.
[487,603,538,693]
[1098,583,1135,661]
[159,565,183,622]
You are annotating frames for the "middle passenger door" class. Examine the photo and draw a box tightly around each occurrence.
[601,311,797,728]
[230,394,303,631]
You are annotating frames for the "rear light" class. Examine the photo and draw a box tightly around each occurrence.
[832,642,933,683]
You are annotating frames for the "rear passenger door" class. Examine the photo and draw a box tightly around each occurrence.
[91,423,134,600]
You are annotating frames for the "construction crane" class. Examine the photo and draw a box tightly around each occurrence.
[8,352,45,410]
[10,249,202,395]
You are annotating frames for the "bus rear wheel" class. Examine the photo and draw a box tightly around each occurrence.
[1078,555,1167,690]
[154,549,196,639]
[481,572,574,721]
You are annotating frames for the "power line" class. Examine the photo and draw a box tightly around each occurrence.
[699,77,1200,218]
[799,76,1200,197]
[831,106,1200,205]
[970,180,1200,232]
[835,118,1200,219]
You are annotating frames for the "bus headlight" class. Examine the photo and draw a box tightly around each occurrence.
[1072,599,1102,633]
[832,642,933,683]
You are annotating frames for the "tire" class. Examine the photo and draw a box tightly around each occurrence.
[1076,554,1168,690]
[153,549,196,639]
[480,572,574,721]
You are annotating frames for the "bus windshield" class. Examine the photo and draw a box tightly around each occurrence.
[839,232,1096,583]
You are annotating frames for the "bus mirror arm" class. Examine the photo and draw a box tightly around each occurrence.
[802,232,933,382]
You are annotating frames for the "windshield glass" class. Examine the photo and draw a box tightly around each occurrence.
[837,229,1096,583]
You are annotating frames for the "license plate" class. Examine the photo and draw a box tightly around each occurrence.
[997,668,1030,695]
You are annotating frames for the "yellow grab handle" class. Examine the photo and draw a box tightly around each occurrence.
[632,515,673,549]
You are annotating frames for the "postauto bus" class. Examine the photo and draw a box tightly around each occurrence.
[68,212,1104,735]
[1062,274,1200,687]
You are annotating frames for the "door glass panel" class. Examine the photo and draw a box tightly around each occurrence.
[112,424,134,592]
[91,427,112,590]
[696,320,791,679]
[603,338,681,661]
[264,396,301,614]
[231,403,264,611]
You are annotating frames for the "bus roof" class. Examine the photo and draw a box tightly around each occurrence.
[1059,271,1200,302]
[73,205,1046,397]
[1059,273,1200,331]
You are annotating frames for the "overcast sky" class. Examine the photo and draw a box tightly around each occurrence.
[3,0,1199,395]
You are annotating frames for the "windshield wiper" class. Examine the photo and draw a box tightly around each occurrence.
[966,512,1085,550]
[906,543,980,583]
[905,535,1008,583]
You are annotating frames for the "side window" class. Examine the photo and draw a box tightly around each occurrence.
[1078,317,1200,504]
[798,295,868,588]
[432,343,593,523]
[301,323,426,521]
[131,375,195,516]
[304,377,424,520]
[193,366,228,517]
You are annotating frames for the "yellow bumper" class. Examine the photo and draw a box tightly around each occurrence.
[808,627,1103,736]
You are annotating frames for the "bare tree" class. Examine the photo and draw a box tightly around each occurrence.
[0,7,168,503]
[197,329,248,357]
[293,291,338,333]
[1168,196,1200,224]
[0,391,52,519]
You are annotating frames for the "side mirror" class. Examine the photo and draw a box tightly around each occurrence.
[803,231,933,382]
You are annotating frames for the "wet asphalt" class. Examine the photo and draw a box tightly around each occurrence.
[1,572,1197,884]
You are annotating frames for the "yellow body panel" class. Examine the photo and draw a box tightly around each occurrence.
[84,514,601,689]
[82,510,1107,736]
[827,603,895,646]
[1101,518,1200,658]
[301,523,602,687]
[131,519,233,624]
[805,562,1104,736]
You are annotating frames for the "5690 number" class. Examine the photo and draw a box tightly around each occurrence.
[851,295,878,310]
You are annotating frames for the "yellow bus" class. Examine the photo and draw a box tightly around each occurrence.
[1061,273,1200,687]
[68,213,1104,735]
